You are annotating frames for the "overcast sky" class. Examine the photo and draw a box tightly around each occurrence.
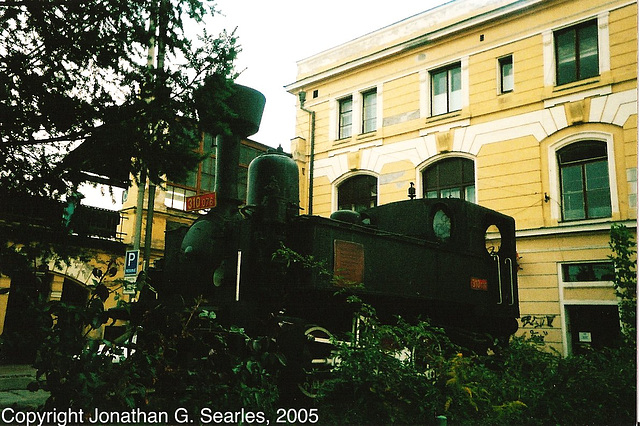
[209,0,450,150]
[83,1,451,208]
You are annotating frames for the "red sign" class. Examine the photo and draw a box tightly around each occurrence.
[470,277,488,291]
[185,192,216,211]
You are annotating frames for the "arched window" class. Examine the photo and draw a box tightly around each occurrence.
[422,157,475,203]
[337,175,377,212]
[558,141,611,220]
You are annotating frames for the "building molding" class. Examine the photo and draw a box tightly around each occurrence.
[313,89,636,187]
[286,1,635,94]
[516,218,636,240]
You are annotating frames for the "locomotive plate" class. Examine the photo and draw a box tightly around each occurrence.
[470,277,488,291]
[333,240,364,287]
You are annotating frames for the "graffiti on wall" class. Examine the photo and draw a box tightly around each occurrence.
[520,314,557,329]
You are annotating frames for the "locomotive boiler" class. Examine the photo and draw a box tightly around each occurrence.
[149,84,519,362]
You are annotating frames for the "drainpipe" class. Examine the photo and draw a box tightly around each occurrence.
[298,91,315,216]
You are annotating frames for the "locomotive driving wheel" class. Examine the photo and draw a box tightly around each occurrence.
[297,325,340,398]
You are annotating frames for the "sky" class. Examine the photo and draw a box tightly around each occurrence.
[209,0,450,150]
[82,0,451,208]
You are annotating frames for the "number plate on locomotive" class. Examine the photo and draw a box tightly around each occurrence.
[470,277,488,291]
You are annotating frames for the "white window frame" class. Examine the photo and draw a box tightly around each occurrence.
[557,260,618,357]
[497,54,514,94]
[420,57,469,119]
[329,84,382,142]
[547,131,618,222]
[361,87,378,134]
[416,152,477,202]
[332,171,379,213]
[543,12,610,87]
[337,95,354,140]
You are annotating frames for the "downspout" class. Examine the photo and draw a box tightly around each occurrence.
[298,91,315,216]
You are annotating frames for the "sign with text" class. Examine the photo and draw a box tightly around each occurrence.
[185,192,216,212]
[470,277,488,291]
[123,276,137,295]
[125,250,139,276]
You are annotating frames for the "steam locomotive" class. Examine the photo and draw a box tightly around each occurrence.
[147,84,519,371]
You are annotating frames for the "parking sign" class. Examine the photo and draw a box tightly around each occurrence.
[125,250,139,276]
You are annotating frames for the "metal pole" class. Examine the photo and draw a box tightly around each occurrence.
[132,8,156,251]
[142,0,166,270]
[143,183,156,270]
[132,170,146,250]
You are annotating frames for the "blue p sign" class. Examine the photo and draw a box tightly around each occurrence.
[125,250,139,276]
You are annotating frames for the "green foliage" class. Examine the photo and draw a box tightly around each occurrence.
[0,239,97,363]
[4,231,637,423]
[31,293,282,414]
[272,243,329,272]
[609,223,637,343]
[0,0,240,195]
[313,300,635,425]
[314,301,454,425]
[541,345,636,425]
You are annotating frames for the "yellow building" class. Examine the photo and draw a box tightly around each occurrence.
[286,0,637,355]
[0,195,127,361]
[118,137,270,269]
[0,135,269,362]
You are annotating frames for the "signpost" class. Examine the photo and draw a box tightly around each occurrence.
[125,250,140,276]
[124,249,139,295]
[185,192,216,212]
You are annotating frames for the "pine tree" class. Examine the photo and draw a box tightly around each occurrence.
[0,0,239,197]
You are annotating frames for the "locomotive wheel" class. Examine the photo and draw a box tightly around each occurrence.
[298,325,340,398]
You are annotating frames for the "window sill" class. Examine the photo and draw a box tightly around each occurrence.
[543,73,613,105]
[562,282,614,289]
[333,132,380,147]
[335,136,352,143]
[425,111,462,124]
[424,111,472,128]
[356,131,378,141]
[553,76,601,92]
[558,216,611,226]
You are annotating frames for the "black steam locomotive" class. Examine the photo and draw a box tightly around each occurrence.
[148,84,519,366]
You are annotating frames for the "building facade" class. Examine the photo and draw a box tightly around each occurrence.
[119,137,269,271]
[286,0,637,355]
[0,135,269,360]
[0,194,126,360]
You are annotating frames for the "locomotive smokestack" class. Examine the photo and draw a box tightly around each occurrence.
[214,133,240,204]
[197,82,266,206]
[216,84,266,205]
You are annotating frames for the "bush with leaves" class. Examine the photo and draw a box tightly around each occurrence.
[8,228,636,423]
[609,223,637,344]
[30,283,283,416]
[314,299,456,425]
[313,299,634,425]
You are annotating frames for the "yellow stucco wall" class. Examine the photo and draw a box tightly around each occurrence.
[289,0,637,354]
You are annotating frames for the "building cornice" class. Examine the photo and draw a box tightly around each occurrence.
[286,0,546,93]
[516,219,637,239]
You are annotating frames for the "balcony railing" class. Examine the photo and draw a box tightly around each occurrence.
[0,194,122,241]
